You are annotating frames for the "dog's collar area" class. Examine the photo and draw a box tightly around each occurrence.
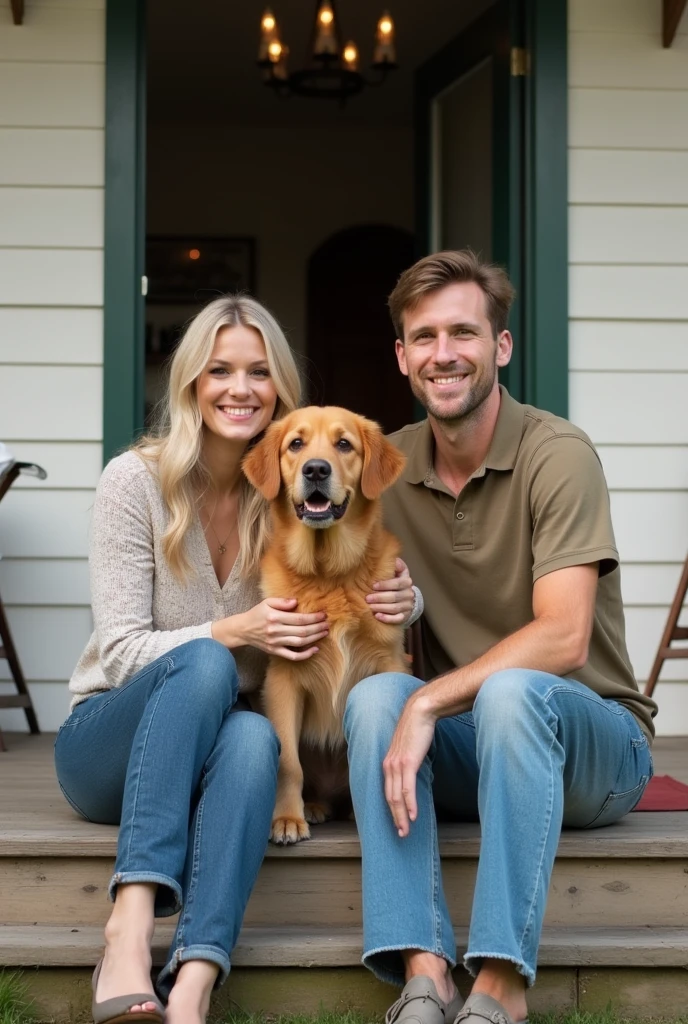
[294,493,350,522]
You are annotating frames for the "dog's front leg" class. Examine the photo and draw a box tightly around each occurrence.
[263,665,310,844]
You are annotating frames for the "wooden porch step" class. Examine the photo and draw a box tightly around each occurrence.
[3,813,688,858]
[1,924,687,969]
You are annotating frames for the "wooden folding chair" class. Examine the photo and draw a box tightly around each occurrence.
[0,460,46,750]
[644,550,688,699]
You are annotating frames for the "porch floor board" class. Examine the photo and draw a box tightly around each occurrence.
[1,733,687,855]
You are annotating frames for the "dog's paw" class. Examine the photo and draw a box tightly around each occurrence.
[304,801,332,825]
[270,816,311,845]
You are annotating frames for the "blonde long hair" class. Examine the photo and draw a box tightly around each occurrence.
[135,295,302,580]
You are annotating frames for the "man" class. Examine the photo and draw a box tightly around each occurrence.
[345,251,657,1024]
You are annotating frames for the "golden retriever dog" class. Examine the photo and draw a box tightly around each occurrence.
[243,405,409,844]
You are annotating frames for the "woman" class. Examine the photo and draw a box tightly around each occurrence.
[54,295,419,1024]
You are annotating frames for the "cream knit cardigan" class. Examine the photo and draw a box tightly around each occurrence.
[69,451,267,708]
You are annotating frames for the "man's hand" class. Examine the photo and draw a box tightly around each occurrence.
[383,693,437,837]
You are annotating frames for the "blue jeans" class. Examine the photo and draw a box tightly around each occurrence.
[54,638,278,999]
[344,669,653,988]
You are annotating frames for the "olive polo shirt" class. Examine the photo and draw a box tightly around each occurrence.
[383,387,657,742]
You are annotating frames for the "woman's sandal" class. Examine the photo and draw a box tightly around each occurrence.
[92,957,165,1023]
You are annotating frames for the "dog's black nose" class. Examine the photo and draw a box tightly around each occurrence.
[302,459,331,482]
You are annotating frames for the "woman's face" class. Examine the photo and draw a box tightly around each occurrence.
[196,325,278,445]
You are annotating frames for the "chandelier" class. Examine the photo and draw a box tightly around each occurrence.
[257,1,397,103]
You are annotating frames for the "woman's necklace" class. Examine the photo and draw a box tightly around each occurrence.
[205,515,238,555]
[203,490,239,555]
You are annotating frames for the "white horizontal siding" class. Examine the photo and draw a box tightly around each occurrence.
[0,7,104,62]
[0,308,103,364]
[570,321,688,370]
[570,31,688,90]
[3,442,103,488]
[0,128,104,186]
[0,63,104,128]
[0,367,102,440]
[0,188,103,247]
[570,265,688,319]
[570,206,688,263]
[570,89,688,149]
[0,558,91,605]
[570,373,687,443]
[597,447,688,490]
[0,249,103,305]
[0,490,94,558]
[0,7,104,732]
[569,0,688,735]
[570,150,688,205]
[621,563,688,605]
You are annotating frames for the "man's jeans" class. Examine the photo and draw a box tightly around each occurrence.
[54,638,278,998]
[344,669,653,988]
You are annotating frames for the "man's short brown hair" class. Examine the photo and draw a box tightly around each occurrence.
[388,249,516,340]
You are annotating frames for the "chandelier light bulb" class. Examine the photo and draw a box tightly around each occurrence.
[314,0,338,57]
[261,10,276,32]
[374,10,396,66]
[268,39,283,60]
[342,41,359,70]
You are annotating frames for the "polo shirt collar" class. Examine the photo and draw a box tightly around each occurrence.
[400,386,526,485]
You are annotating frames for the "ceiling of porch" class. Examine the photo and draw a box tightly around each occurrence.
[146,0,494,126]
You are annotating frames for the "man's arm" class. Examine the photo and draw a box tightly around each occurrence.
[383,562,599,837]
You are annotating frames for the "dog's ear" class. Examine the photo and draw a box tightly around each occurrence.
[242,421,283,500]
[360,420,406,499]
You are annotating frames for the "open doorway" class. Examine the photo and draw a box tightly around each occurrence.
[143,0,499,428]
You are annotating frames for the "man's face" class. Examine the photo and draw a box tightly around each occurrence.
[395,282,512,424]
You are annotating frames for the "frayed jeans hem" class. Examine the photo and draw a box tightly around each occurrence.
[464,951,534,988]
[363,943,457,988]
[109,871,183,917]
[156,944,230,1001]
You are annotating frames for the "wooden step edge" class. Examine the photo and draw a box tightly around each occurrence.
[1,924,687,969]
[3,814,688,859]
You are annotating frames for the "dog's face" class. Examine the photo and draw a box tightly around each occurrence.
[243,406,405,530]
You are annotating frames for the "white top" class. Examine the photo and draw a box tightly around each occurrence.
[69,451,267,708]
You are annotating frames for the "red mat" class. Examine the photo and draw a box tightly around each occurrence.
[633,774,688,811]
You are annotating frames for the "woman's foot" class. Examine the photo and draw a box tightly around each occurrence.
[96,883,158,1015]
[96,931,158,1015]
[165,960,218,1024]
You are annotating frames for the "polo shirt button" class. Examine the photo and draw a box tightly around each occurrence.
[456,512,464,520]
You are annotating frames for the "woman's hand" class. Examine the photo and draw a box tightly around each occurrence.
[366,558,415,623]
[214,598,328,660]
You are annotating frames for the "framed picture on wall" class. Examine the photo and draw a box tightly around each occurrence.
[146,236,256,304]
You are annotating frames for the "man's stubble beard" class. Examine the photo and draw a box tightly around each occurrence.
[408,359,498,425]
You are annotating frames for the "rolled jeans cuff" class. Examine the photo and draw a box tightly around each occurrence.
[109,871,183,918]
[156,943,230,1001]
[464,951,534,988]
[363,943,457,988]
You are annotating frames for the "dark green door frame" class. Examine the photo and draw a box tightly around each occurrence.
[414,0,568,417]
[524,0,568,416]
[103,0,146,464]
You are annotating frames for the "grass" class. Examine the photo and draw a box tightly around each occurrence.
[215,1013,688,1024]
[0,973,35,1024]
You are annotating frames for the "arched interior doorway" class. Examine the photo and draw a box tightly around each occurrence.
[306,225,415,434]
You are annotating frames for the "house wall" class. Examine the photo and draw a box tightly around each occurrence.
[0,0,104,730]
[2,0,687,737]
[568,0,688,734]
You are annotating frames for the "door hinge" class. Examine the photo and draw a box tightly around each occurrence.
[510,47,530,77]
[141,275,148,297]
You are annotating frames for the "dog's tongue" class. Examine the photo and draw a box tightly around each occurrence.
[305,498,331,513]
